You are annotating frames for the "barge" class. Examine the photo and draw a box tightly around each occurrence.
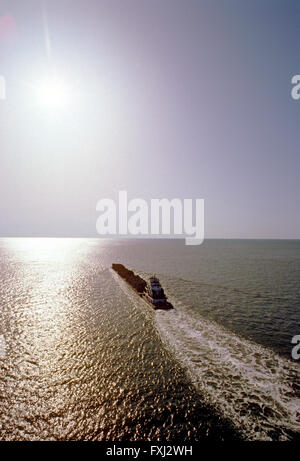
[112,263,174,310]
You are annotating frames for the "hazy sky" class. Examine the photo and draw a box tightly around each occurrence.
[0,0,299,238]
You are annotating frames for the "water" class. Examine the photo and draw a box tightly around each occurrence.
[0,238,299,440]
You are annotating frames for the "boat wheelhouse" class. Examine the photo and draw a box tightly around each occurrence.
[146,276,168,305]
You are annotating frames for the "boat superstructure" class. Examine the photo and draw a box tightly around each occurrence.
[144,276,169,306]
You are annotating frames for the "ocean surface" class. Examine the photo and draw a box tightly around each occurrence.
[0,238,299,441]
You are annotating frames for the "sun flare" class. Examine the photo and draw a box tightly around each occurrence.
[35,77,70,110]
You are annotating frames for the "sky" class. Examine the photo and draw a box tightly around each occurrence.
[0,0,299,238]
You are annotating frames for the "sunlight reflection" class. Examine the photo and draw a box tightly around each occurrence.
[4,238,84,263]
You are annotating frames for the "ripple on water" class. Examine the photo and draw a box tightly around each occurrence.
[0,253,239,440]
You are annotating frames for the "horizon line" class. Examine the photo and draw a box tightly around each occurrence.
[0,236,299,241]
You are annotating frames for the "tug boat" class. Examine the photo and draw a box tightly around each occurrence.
[143,276,173,310]
[112,264,173,310]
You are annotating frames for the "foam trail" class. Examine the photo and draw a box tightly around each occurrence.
[155,300,300,440]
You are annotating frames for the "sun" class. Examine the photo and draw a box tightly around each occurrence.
[35,76,70,110]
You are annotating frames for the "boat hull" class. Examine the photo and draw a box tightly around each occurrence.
[141,293,173,310]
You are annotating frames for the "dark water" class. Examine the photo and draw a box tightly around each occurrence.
[0,238,299,440]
